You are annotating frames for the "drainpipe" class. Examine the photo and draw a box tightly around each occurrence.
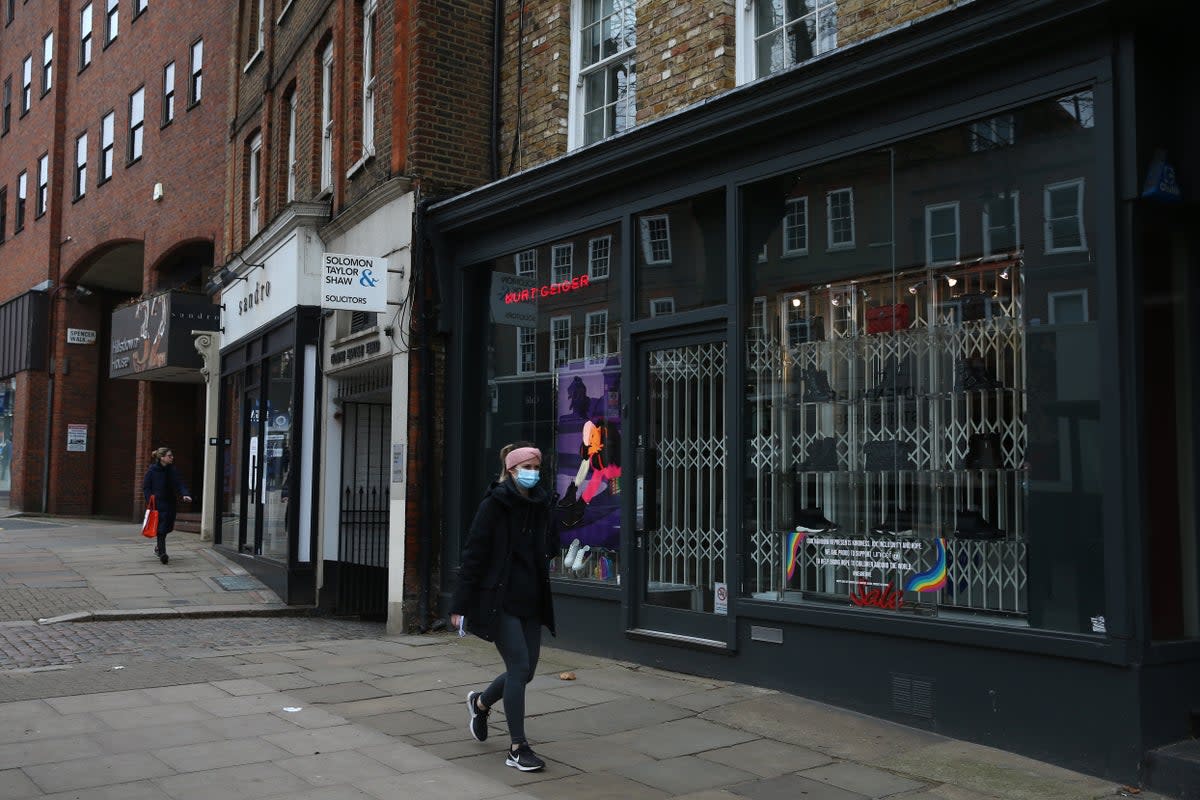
[491,0,503,180]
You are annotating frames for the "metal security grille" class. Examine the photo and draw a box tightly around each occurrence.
[337,402,390,619]
[647,342,727,596]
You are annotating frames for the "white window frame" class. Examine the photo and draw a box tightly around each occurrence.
[585,310,608,362]
[551,243,573,283]
[550,315,571,369]
[15,171,26,231]
[255,0,266,55]
[285,94,297,202]
[514,249,537,277]
[639,214,672,265]
[105,0,119,46]
[750,296,768,339]
[42,33,53,95]
[189,39,204,105]
[134,0,148,16]
[162,61,175,125]
[826,187,855,250]
[925,201,960,266]
[362,0,377,156]
[128,86,145,162]
[320,42,334,193]
[569,0,636,150]
[737,0,837,85]
[587,235,611,280]
[80,4,93,68]
[36,154,48,216]
[100,111,114,181]
[983,191,1020,256]
[1044,178,1087,254]
[516,326,537,375]
[1048,289,1089,325]
[783,196,809,256]
[21,56,31,114]
[649,298,675,317]
[248,132,262,237]
[74,132,87,199]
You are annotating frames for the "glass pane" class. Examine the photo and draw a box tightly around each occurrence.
[0,379,14,512]
[756,31,783,78]
[635,189,726,318]
[756,0,785,33]
[261,349,294,561]
[741,89,1102,634]
[481,222,623,585]
[244,388,261,553]
[219,373,244,546]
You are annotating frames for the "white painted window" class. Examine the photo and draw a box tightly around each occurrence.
[320,42,334,192]
[15,171,26,230]
[36,154,48,216]
[74,133,87,199]
[1044,179,1086,253]
[551,316,571,369]
[362,0,377,155]
[134,0,148,15]
[248,132,262,237]
[552,243,573,283]
[189,39,204,105]
[515,249,537,277]
[585,310,608,361]
[162,62,175,125]
[256,0,266,54]
[571,0,635,148]
[100,111,114,181]
[983,191,1019,256]
[105,0,119,45]
[517,326,537,374]
[925,202,959,265]
[650,298,675,317]
[1049,290,1088,325]
[1058,91,1094,129]
[21,56,31,114]
[286,94,297,202]
[740,0,836,85]
[128,86,145,162]
[1,79,8,134]
[783,196,808,256]
[639,214,671,264]
[826,188,855,250]
[42,33,53,94]
[750,296,767,339]
[968,114,1015,152]
[80,4,93,68]
[588,235,611,280]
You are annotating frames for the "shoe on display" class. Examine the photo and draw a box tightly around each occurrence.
[863,439,917,472]
[466,690,490,742]
[797,437,839,471]
[564,538,581,571]
[556,483,578,508]
[794,506,838,533]
[955,356,1003,392]
[803,367,836,403]
[866,357,914,400]
[871,508,915,536]
[572,545,591,572]
[506,742,546,772]
[963,433,1004,469]
[953,510,1005,540]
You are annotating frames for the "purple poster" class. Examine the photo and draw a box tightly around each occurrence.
[554,357,621,549]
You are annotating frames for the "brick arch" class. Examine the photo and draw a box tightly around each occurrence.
[61,238,145,294]
[148,238,216,293]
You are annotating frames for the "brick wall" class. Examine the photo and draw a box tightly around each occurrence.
[637,0,736,124]
[496,0,570,176]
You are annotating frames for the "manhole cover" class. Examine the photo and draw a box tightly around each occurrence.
[214,575,266,591]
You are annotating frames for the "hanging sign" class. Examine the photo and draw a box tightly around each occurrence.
[321,253,388,312]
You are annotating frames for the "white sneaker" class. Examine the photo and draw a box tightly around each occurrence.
[564,538,581,571]
[572,545,591,572]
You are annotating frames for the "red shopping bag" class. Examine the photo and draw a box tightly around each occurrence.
[141,496,159,538]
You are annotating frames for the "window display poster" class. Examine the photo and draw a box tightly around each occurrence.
[66,424,88,453]
[555,358,621,549]
[799,533,948,611]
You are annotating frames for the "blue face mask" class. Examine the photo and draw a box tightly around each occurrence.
[515,468,540,489]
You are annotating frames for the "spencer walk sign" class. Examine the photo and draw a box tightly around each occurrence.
[321,252,388,313]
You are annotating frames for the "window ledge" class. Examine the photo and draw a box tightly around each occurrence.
[276,0,294,24]
[345,151,374,180]
[243,49,264,73]
[331,323,380,348]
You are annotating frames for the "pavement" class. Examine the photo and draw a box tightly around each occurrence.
[0,515,1175,800]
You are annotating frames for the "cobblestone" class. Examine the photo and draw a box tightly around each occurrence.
[0,588,110,622]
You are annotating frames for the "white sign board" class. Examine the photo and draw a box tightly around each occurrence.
[489,272,537,327]
[66,328,97,345]
[66,424,88,452]
[714,582,728,615]
[321,252,388,313]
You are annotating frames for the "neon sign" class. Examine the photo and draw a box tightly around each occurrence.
[504,274,591,304]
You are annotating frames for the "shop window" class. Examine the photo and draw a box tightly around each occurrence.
[983,192,1019,256]
[551,243,573,283]
[100,111,114,181]
[573,0,635,147]
[1044,179,1086,253]
[783,197,808,256]
[105,0,118,46]
[925,202,959,265]
[826,187,855,250]
[636,190,725,318]
[740,89,1104,635]
[74,132,87,199]
[743,0,837,83]
[588,235,611,281]
[261,349,294,561]
[515,248,536,277]
[162,62,175,126]
[481,222,622,585]
[80,4,93,68]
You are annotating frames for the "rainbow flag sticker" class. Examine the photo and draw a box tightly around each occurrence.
[904,537,947,593]
[785,530,806,581]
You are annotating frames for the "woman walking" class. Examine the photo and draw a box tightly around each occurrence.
[450,441,557,772]
[142,447,192,564]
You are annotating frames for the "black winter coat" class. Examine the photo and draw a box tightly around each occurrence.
[450,479,558,642]
[142,463,190,534]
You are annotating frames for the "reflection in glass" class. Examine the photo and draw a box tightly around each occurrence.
[754,0,837,78]
[579,0,636,145]
[0,379,14,512]
[635,189,726,318]
[219,373,244,546]
[261,349,294,561]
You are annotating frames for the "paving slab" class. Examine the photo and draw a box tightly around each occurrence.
[613,755,760,795]
[800,761,929,797]
[354,765,516,800]
[698,738,834,777]
[602,716,760,759]
[275,748,403,785]
[730,772,871,800]
[523,771,671,800]
[152,735,294,772]
[22,751,176,793]
[154,760,315,800]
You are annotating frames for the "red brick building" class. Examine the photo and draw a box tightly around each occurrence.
[0,0,230,517]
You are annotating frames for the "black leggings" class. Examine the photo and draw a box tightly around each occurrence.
[480,612,542,744]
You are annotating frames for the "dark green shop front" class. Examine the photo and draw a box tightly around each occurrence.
[428,1,1199,790]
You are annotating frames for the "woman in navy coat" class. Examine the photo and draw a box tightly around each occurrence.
[142,447,192,564]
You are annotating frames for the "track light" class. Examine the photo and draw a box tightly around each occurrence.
[908,281,925,295]
[945,275,958,287]
[999,267,1010,280]
[791,297,802,308]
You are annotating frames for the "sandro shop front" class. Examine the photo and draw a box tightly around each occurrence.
[431,1,1199,785]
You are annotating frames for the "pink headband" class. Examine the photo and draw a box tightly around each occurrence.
[505,446,542,470]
